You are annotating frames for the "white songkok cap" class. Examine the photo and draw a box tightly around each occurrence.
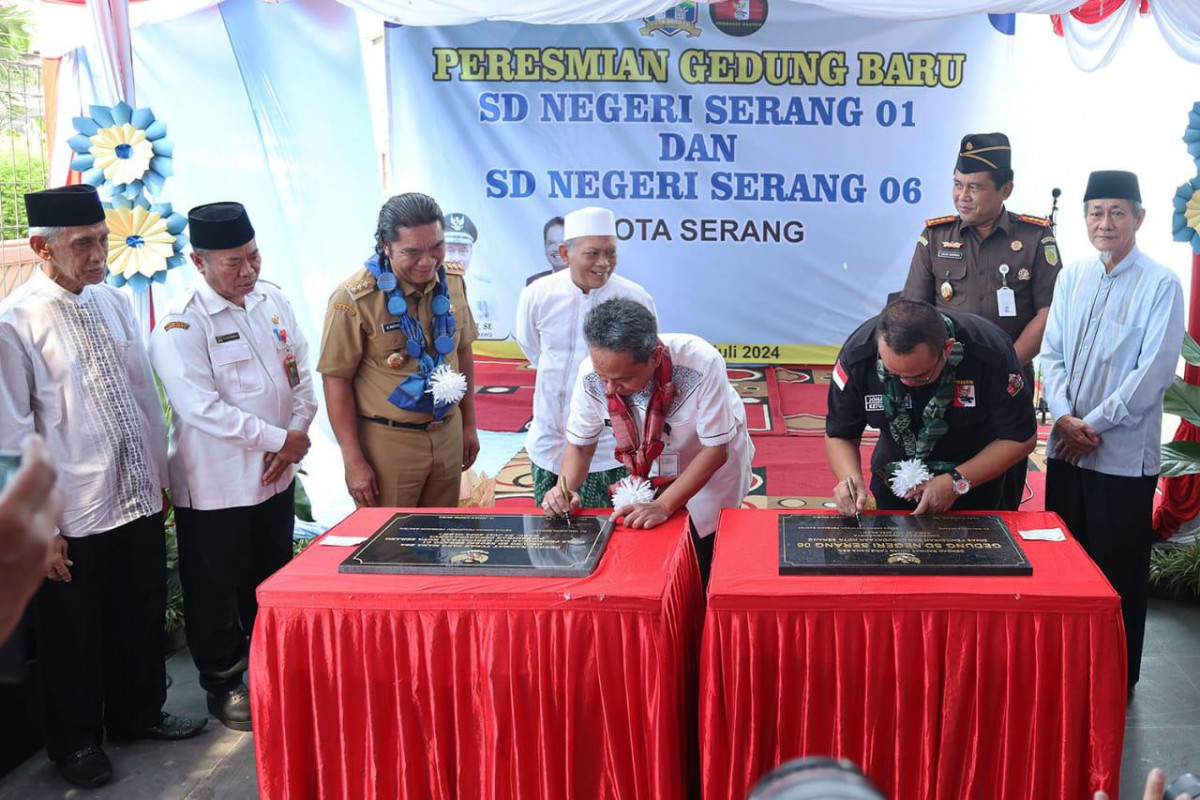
[563,206,616,240]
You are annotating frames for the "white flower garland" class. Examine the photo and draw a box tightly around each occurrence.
[611,475,656,508]
[427,363,467,406]
[888,458,933,499]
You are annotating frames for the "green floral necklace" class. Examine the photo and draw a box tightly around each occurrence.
[875,314,964,474]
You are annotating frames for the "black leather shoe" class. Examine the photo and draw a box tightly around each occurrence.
[116,712,207,741]
[56,745,112,788]
[207,683,252,732]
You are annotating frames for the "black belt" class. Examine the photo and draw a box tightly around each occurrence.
[358,414,452,431]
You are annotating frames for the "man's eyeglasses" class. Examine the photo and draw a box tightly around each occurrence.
[887,350,945,386]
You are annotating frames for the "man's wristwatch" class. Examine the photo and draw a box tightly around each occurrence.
[949,469,972,496]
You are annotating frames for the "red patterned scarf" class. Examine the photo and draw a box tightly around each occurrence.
[608,343,675,479]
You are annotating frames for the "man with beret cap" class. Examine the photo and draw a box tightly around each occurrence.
[1041,170,1184,689]
[516,206,657,508]
[149,202,316,730]
[0,185,204,788]
[902,133,1061,510]
[319,193,479,508]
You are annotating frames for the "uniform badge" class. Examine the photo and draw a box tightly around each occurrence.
[271,315,280,324]
[215,332,240,343]
[865,394,884,411]
[1017,268,1031,281]
[937,249,963,260]
[832,360,848,391]
[1010,240,1023,252]
[382,321,403,333]
[941,240,963,249]
[164,321,190,332]
[917,235,928,246]
[953,380,976,408]
[333,302,357,317]
[386,351,407,370]
[940,281,954,301]
[1007,372,1025,397]
[1045,244,1059,266]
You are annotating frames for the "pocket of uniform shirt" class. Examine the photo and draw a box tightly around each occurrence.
[211,342,264,393]
[1100,319,1143,368]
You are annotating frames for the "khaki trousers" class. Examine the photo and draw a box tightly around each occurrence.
[357,414,463,508]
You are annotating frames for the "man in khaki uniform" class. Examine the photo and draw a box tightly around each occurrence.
[902,132,1061,510]
[318,193,480,507]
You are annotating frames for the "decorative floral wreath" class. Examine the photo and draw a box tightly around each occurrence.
[68,102,174,201]
[104,194,188,290]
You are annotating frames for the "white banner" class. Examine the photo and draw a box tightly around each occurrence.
[387,2,1011,361]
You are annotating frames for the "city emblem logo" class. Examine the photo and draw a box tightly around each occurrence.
[640,3,702,38]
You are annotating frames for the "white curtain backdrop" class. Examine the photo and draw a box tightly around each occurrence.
[36,0,1200,67]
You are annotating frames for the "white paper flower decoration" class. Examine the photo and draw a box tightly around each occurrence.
[68,102,174,200]
[611,475,656,508]
[427,363,468,406]
[104,195,188,291]
[888,459,933,499]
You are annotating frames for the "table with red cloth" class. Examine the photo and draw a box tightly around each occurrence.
[700,509,1127,800]
[249,507,702,800]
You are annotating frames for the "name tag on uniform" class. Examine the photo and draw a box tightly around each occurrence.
[997,286,1017,317]
[382,321,403,333]
[953,380,976,408]
[865,395,884,411]
[937,250,964,260]
[651,452,680,479]
[215,332,240,343]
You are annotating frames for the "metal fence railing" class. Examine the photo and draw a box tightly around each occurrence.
[0,55,46,302]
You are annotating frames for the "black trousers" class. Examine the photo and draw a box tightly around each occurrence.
[1046,459,1157,687]
[32,514,167,761]
[175,483,294,693]
[692,523,715,592]
[999,457,1028,511]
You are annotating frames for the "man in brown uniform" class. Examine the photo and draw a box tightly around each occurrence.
[318,193,480,507]
[902,132,1061,510]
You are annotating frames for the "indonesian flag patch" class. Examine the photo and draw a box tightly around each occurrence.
[833,360,848,391]
[1007,372,1025,397]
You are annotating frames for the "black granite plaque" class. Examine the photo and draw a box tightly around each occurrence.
[779,514,1032,576]
[339,512,615,577]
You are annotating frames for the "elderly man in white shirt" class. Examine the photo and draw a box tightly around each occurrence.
[0,186,205,789]
[1041,170,1185,690]
[543,297,753,586]
[516,206,657,508]
[149,202,315,731]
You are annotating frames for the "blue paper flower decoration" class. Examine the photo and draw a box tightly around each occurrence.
[1172,176,1200,255]
[1185,101,1200,165]
[67,102,174,201]
[103,194,188,291]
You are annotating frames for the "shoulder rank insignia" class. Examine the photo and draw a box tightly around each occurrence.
[925,215,957,228]
[1017,214,1050,227]
[443,262,465,276]
[344,274,376,300]
[163,320,190,332]
[333,302,357,317]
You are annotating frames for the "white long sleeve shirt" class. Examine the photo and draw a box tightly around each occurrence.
[515,269,656,473]
[149,279,317,511]
[0,269,167,537]
[565,333,754,537]
[1040,246,1185,477]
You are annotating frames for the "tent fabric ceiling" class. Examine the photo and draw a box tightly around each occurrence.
[34,0,1200,67]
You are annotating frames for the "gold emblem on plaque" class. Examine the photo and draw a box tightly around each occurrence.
[887,552,921,565]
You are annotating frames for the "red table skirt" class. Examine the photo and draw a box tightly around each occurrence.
[251,508,702,800]
[700,510,1127,800]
